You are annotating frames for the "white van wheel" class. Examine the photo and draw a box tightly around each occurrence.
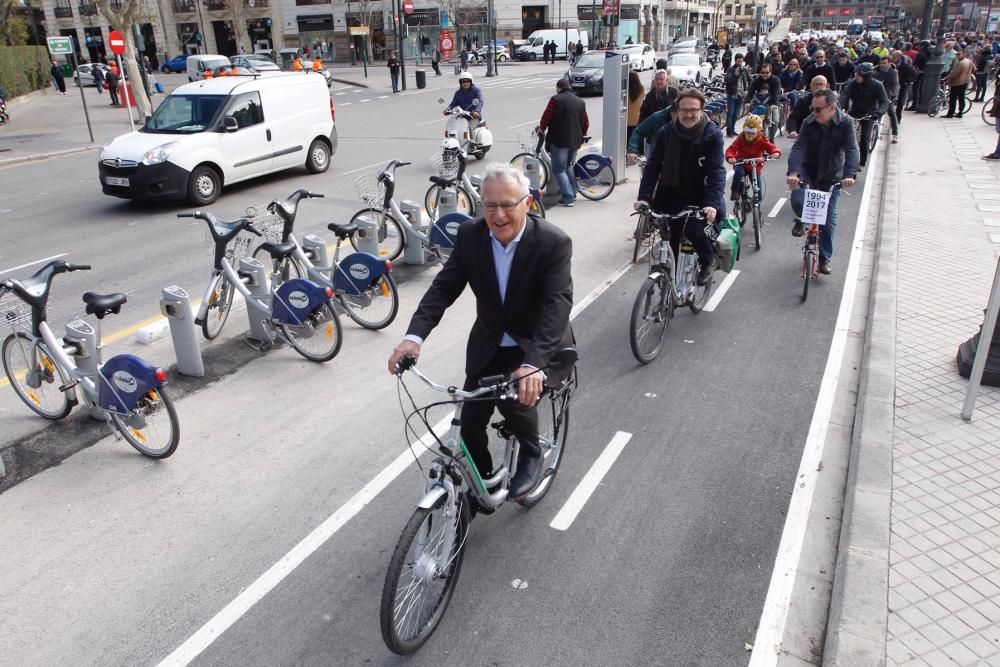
[306,139,331,174]
[188,166,221,205]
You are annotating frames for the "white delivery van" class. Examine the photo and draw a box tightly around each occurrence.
[187,54,232,81]
[98,73,338,205]
[516,29,588,61]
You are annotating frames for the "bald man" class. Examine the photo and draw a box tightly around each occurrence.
[786,75,830,138]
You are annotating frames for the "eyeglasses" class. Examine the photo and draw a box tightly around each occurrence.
[677,107,702,114]
[483,194,528,211]
[810,105,828,113]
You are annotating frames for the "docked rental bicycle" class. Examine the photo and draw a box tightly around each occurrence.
[509,127,616,201]
[380,349,578,655]
[732,154,779,251]
[794,182,843,302]
[1,261,179,457]
[628,205,714,364]
[249,188,399,330]
[182,209,343,362]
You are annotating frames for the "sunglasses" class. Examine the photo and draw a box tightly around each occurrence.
[810,105,828,113]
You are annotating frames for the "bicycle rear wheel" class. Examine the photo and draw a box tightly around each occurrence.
[576,163,615,201]
[252,245,305,287]
[348,209,405,262]
[111,386,180,459]
[928,94,943,117]
[201,274,235,341]
[338,273,399,330]
[510,152,551,190]
[629,275,673,364]
[752,201,763,250]
[381,492,469,655]
[2,332,72,420]
[983,100,994,126]
[279,302,343,362]
[802,252,815,302]
[424,184,475,219]
[518,371,574,508]
[631,216,648,264]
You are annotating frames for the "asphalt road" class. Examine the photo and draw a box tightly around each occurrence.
[0,65,870,666]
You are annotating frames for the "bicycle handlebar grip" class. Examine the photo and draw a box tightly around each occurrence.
[69,264,92,271]
[398,161,412,167]
[245,224,263,237]
[310,192,325,198]
[478,374,506,388]
[176,212,195,218]
[395,353,417,374]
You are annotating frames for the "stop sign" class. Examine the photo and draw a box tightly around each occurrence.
[403,0,413,13]
[108,30,126,55]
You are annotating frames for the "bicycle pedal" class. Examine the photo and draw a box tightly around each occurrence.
[58,380,78,393]
[244,335,273,353]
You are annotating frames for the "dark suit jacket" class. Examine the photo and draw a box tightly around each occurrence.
[406,214,574,378]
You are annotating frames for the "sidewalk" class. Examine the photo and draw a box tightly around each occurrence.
[826,108,1000,664]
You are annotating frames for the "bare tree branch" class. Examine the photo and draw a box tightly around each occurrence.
[97,0,152,118]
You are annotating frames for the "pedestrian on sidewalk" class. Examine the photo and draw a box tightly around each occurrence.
[387,50,401,93]
[50,61,67,95]
[944,48,973,118]
[93,64,106,96]
[787,88,859,276]
[973,46,991,102]
[105,64,120,106]
[431,47,441,76]
[875,55,900,142]
[984,94,1000,160]
[539,78,589,207]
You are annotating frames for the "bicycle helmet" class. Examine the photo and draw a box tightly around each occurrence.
[857,62,875,78]
[742,114,763,138]
[458,72,474,84]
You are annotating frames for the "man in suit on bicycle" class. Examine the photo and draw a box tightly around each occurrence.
[387,164,574,501]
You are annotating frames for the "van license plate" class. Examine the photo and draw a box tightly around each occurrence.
[105,176,130,186]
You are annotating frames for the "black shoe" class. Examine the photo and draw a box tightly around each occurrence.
[726,131,737,138]
[819,260,832,275]
[696,263,713,286]
[509,451,543,499]
[944,114,954,118]
[792,221,805,237]
[984,154,1000,161]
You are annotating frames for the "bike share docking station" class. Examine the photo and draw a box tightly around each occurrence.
[236,257,275,349]
[62,318,105,419]
[602,51,628,183]
[159,285,204,377]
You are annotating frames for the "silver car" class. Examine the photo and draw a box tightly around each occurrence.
[231,54,281,72]
[73,63,110,86]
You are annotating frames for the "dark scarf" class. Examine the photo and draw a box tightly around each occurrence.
[661,115,709,188]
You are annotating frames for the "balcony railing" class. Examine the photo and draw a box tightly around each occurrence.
[54,4,73,17]
[205,0,226,10]
[109,0,123,10]
[246,0,268,8]
[173,0,195,11]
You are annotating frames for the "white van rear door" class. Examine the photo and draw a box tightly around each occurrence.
[220,91,273,181]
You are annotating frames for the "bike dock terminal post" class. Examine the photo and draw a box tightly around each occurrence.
[160,285,204,378]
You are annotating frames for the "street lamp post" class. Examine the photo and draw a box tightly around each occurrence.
[485,0,495,76]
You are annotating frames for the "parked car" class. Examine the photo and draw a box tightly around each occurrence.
[160,55,188,73]
[186,54,232,81]
[98,73,338,205]
[471,44,509,63]
[619,43,656,71]
[665,53,712,84]
[667,36,708,59]
[73,63,110,86]
[231,54,281,72]
[565,50,607,94]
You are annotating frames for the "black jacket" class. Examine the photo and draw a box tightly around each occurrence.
[831,60,856,84]
[638,86,677,123]
[840,78,890,116]
[638,119,726,217]
[804,62,835,86]
[724,64,751,97]
[874,65,900,99]
[785,92,814,134]
[787,108,860,189]
[543,89,587,149]
[406,215,574,377]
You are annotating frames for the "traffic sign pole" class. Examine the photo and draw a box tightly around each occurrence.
[108,30,136,132]
[73,52,96,143]
[48,36,95,143]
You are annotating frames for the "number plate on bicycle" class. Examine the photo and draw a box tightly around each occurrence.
[801,188,830,227]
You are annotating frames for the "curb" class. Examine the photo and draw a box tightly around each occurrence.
[330,77,369,89]
[6,87,50,111]
[823,134,898,663]
[0,144,99,168]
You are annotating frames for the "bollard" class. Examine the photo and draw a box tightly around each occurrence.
[399,199,428,265]
[160,285,204,377]
[523,157,542,191]
[436,189,459,219]
[64,318,105,419]
[351,211,383,257]
[302,234,330,267]
[238,257,273,344]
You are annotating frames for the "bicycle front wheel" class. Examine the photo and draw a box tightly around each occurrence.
[279,302,343,362]
[424,184,475,219]
[802,253,815,302]
[348,209,406,262]
[631,216,648,264]
[2,332,72,420]
[928,95,943,117]
[338,273,399,330]
[752,202,763,250]
[983,100,994,126]
[251,244,305,288]
[111,385,180,459]
[576,162,616,201]
[381,492,469,655]
[518,372,574,508]
[629,275,673,364]
[201,274,235,341]
[510,152,550,190]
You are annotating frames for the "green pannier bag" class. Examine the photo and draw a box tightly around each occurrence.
[713,215,741,273]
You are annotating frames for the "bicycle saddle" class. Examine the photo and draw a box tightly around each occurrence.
[429,175,457,188]
[83,292,127,319]
[327,222,358,239]
[258,240,296,259]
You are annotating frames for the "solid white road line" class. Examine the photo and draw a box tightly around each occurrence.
[748,132,881,666]
[507,119,540,130]
[768,197,787,218]
[158,258,632,665]
[702,269,740,312]
[0,253,68,275]
[157,415,453,667]
[338,160,392,176]
[415,117,447,127]
[550,431,633,531]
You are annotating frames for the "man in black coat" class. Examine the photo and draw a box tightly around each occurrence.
[388,165,574,500]
[638,69,677,123]
[803,49,835,87]
[539,78,589,206]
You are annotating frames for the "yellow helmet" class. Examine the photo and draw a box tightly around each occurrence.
[743,115,764,131]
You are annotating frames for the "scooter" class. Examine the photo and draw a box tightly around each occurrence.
[439,98,493,160]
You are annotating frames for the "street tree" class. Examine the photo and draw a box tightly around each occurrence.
[436,0,487,47]
[223,0,251,55]
[353,0,377,60]
[97,0,152,118]
[1,0,30,45]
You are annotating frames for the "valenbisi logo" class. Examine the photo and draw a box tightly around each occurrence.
[349,263,370,280]
[445,222,461,236]
[113,371,139,393]
[288,291,310,309]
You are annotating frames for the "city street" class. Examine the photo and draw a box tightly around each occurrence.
[0,62,874,665]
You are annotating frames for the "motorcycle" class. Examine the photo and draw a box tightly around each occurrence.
[438,98,493,160]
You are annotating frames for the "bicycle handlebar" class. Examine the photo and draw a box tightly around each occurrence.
[395,354,517,400]
[632,204,706,222]
[732,155,779,165]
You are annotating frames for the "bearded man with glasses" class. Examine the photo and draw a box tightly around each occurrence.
[786,88,859,276]
[388,164,574,503]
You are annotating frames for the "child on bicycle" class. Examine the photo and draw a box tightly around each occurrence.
[724,115,781,202]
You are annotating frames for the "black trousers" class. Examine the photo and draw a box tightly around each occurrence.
[856,117,874,165]
[461,346,539,478]
[896,83,911,123]
[909,73,924,109]
[668,217,714,270]
[948,83,968,117]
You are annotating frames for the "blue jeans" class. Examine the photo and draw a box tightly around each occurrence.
[791,186,842,262]
[390,70,399,92]
[732,165,765,200]
[549,146,578,204]
[726,95,744,135]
